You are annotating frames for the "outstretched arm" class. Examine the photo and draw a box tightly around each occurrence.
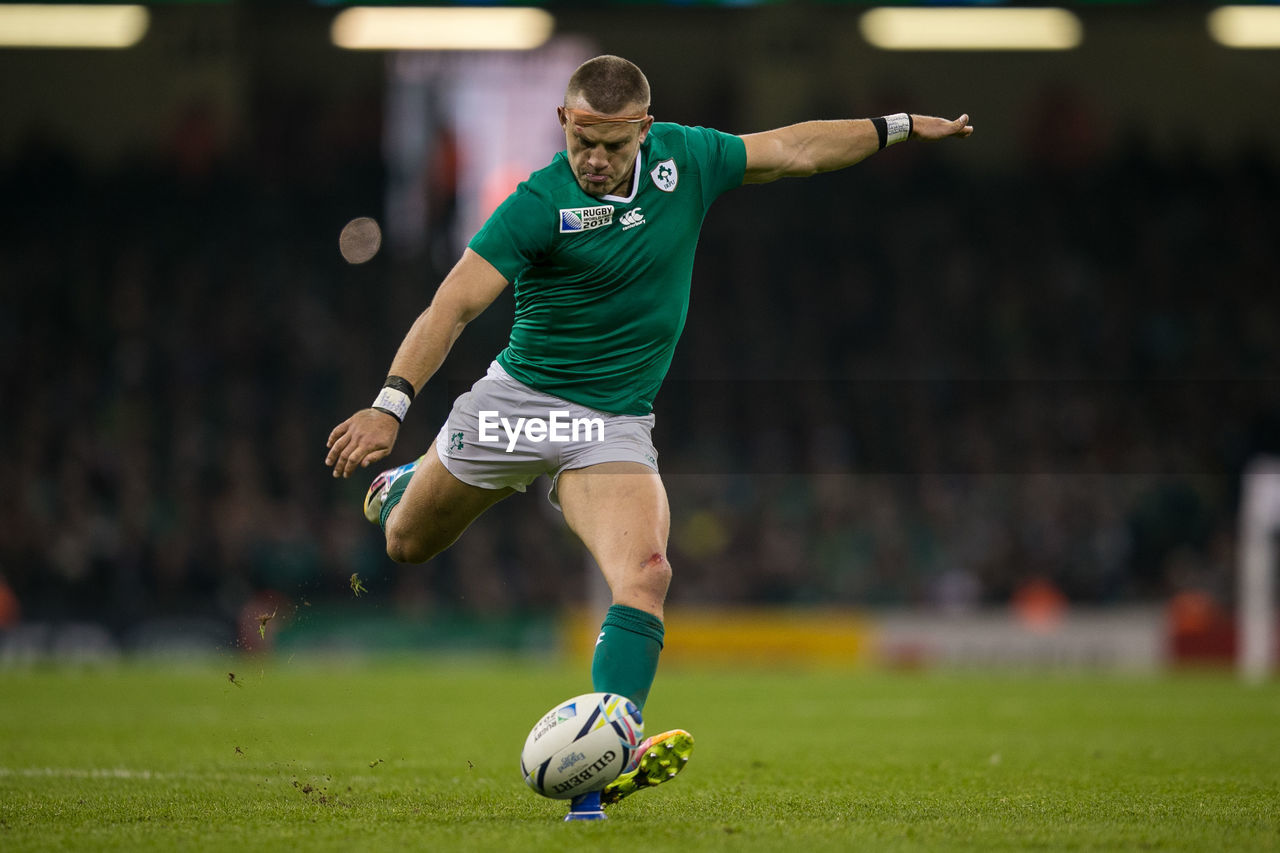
[325,248,509,478]
[741,113,972,184]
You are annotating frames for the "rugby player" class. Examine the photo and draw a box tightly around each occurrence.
[325,55,972,819]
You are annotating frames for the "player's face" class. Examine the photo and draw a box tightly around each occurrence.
[558,101,652,198]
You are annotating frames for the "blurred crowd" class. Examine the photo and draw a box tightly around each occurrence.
[1,97,1277,645]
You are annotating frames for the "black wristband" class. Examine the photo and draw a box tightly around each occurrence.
[371,375,414,422]
[383,374,416,400]
[871,116,888,150]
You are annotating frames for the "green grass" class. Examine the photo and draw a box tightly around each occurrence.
[2,658,1278,851]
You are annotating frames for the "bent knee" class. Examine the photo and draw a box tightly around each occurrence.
[385,520,444,564]
[622,551,673,598]
[385,531,425,564]
[641,551,672,583]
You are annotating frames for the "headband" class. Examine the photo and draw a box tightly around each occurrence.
[562,107,650,126]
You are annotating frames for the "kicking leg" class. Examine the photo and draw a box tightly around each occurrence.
[372,443,513,564]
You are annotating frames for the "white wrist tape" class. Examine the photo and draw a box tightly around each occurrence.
[884,113,912,146]
[371,386,411,422]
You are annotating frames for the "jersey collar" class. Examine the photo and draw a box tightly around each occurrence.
[602,148,643,204]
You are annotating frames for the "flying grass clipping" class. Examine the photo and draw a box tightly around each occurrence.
[339,216,381,264]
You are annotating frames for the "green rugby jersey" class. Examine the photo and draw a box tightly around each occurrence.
[468,123,746,416]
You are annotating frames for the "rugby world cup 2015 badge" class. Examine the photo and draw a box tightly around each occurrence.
[560,205,614,233]
[650,159,678,192]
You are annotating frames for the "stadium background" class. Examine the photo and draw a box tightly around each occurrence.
[1,1,1277,670]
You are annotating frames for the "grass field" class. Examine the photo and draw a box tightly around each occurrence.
[1,658,1278,851]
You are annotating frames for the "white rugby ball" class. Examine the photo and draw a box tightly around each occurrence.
[520,692,645,799]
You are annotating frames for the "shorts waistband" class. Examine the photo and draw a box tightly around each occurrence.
[484,359,514,382]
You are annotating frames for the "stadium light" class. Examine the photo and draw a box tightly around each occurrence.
[860,7,1082,51]
[0,4,149,49]
[1208,5,1280,49]
[331,7,555,51]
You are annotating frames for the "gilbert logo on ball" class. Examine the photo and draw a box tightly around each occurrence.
[339,216,382,264]
[521,692,644,799]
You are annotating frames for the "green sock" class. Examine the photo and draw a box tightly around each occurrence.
[591,604,665,711]
[378,467,415,530]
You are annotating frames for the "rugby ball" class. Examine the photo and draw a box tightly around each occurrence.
[520,692,644,799]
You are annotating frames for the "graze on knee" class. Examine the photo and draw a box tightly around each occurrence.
[641,552,666,570]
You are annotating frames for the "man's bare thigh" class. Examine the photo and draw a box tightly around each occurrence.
[385,443,515,562]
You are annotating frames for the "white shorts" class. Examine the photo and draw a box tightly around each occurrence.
[434,361,659,509]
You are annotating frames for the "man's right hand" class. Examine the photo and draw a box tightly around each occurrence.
[325,409,400,478]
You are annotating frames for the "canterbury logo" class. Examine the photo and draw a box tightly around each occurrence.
[619,208,646,230]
